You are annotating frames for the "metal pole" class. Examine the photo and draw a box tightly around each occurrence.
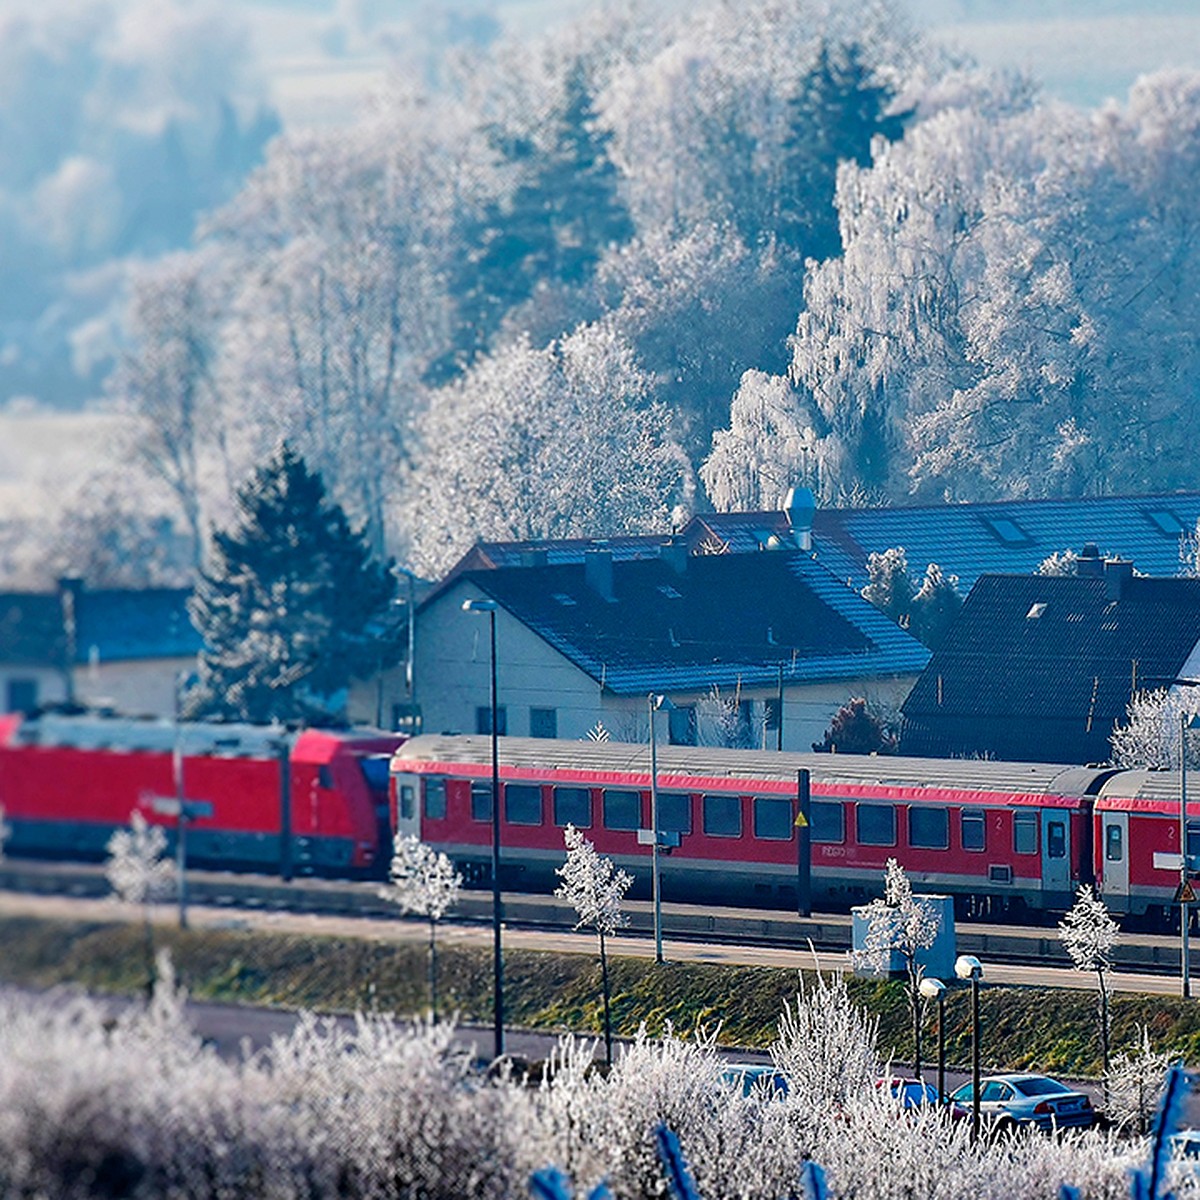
[971,976,981,1143]
[937,993,946,1104]
[649,694,664,964]
[489,608,504,1058]
[1183,713,1190,999]
[776,664,784,753]
[407,569,417,730]
[279,738,292,883]
[796,769,811,917]
[173,674,188,930]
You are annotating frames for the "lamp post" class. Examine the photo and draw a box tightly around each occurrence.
[462,597,503,1059]
[648,693,671,964]
[1180,713,1200,998]
[955,954,984,1142]
[391,565,420,733]
[919,977,947,1105]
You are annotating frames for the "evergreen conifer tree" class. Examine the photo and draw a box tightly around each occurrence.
[186,444,402,724]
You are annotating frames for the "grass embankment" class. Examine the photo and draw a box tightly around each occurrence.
[2,913,1199,1076]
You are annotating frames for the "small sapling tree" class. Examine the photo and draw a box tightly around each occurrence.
[555,823,633,1069]
[379,834,462,1022]
[850,858,940,1077]
[1058,884,1120,1094]
[105,810,177,995]
[1107,1026,1173,1134]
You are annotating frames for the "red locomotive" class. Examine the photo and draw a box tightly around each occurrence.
[389,735,1186,920]
[0,712,403,876]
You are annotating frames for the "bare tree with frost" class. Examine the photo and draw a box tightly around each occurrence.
[1107,1026,1173,1134]
[1059,885,1120,1091]
[378,834,462,1023]
[1111,687,1200,769]
[105,810,177,995]
[851,858,940,1077]
[556,823,633,1068]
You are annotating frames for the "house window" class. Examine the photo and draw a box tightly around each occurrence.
[505,784,542,825]
[423,779,447,821]
[703,794,741,837]
[658,793,691,834]
[476,706,507,736]
[754,797,793,840]
[961,809,986,851]
[554,787,591,828]
[668,705,697,745]
[810,802,845,844]
[908,807,949,850]
[530,708,557,739]
[471,781,493,822]
[1013,811,1038,855]
[604,789,641,831]
[6,678,36,712]
[856,804,896,847]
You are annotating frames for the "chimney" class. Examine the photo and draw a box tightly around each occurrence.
[519,548,547,568]
[659,536,688,575]
[584,548,615,601]
[1104,557,1133,601]
[784,485,815,552]
[1076,543,1103,578]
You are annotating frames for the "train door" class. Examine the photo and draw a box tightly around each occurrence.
[1097,811,1130,912]
[389,768,422,841]
[1041,810,1071,906]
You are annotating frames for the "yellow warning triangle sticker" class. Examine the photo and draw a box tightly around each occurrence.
[794,810,808,828]
[1176,879,1198,904]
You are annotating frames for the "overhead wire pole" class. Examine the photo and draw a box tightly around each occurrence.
[648,693,665,964]
[1183,712,1191,999]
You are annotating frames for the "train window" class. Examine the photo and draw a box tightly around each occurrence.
[471,781,493,822]
[1013,811,1038,855]
[908,807,949,850]
[1188,821,1200,861]
[604,790,641,831]
[856,804,896,847]
[1105,823,1124,862]
[703,794,742,837]
[505,784,542,825]
[754,797,793,840]
[424,779,447,821]
[1047,820,1067,860]
[961,810,986,851]
[318,766,333,789]
[659,793,692,834]
[399,785,415,821]
[810,802,844,844]
[554,787,591,828]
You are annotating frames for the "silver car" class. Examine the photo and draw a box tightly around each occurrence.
[950,1073,1095,1131]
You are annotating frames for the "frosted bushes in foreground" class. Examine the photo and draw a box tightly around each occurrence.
[0,966,1153,1199]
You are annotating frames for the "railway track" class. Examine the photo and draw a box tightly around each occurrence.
[0,858,1190,979]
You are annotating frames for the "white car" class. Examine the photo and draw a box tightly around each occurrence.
[950,1073,1095,1131]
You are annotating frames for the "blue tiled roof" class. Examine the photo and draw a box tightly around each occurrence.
[75,589,202,662]
[0,593,65,665]
[902,571,1200,764]
[462,550,928,695]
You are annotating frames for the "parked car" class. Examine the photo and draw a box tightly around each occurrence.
[881,1077,970,1119]
[719,1063,790,1098]
[950,1074,1095,1132]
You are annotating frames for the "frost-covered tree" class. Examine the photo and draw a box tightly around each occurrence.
[1111,687,1200,769]
[186,444,403,724]
[1038,548,1082,577]
[695,685,763,750]
[1107,1026,1172,1134]
[1059,885,1120,1089]
[851,858,940,1077]
[908,563,962,649]
[812,697,898,755]
[861,547,914,626]
[378,834,463,1023]
[555,823,633,1068]
[105,810,176,994]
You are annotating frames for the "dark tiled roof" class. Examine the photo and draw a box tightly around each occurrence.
[74,588,202,662]
[0,593,65,666]
[461,550,929,694]
[901,571,1200,764]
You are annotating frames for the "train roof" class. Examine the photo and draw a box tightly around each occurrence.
[392,735,1108,801]
[1095,767,1194,813]
[1,712,399,761]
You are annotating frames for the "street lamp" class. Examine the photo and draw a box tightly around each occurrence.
[390,565,420,733]
[462,597,503,1059]
[955,954,984,1143]
[919,976,947,1106]
[647,693,672,964]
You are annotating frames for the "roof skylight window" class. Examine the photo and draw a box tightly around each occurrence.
[657,584,683,599]
[979,515,1033,546]
[1026,603,1047,620]
[552,592,577,607]
[1145,508,1186,537]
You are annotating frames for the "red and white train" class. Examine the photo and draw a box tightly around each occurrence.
[390,735,1200,921]
[0,712,403,877]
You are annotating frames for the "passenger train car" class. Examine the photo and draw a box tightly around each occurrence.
[390,735,1200,921]
[0,712,403,876]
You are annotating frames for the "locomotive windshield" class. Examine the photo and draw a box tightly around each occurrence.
[358,755,391,797]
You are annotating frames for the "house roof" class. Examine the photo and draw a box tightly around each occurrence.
[454,549,929,695]
[0,593,66,667]
[442,492,1200,599]
[901,567,1200,764]
[74,588,202,662]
